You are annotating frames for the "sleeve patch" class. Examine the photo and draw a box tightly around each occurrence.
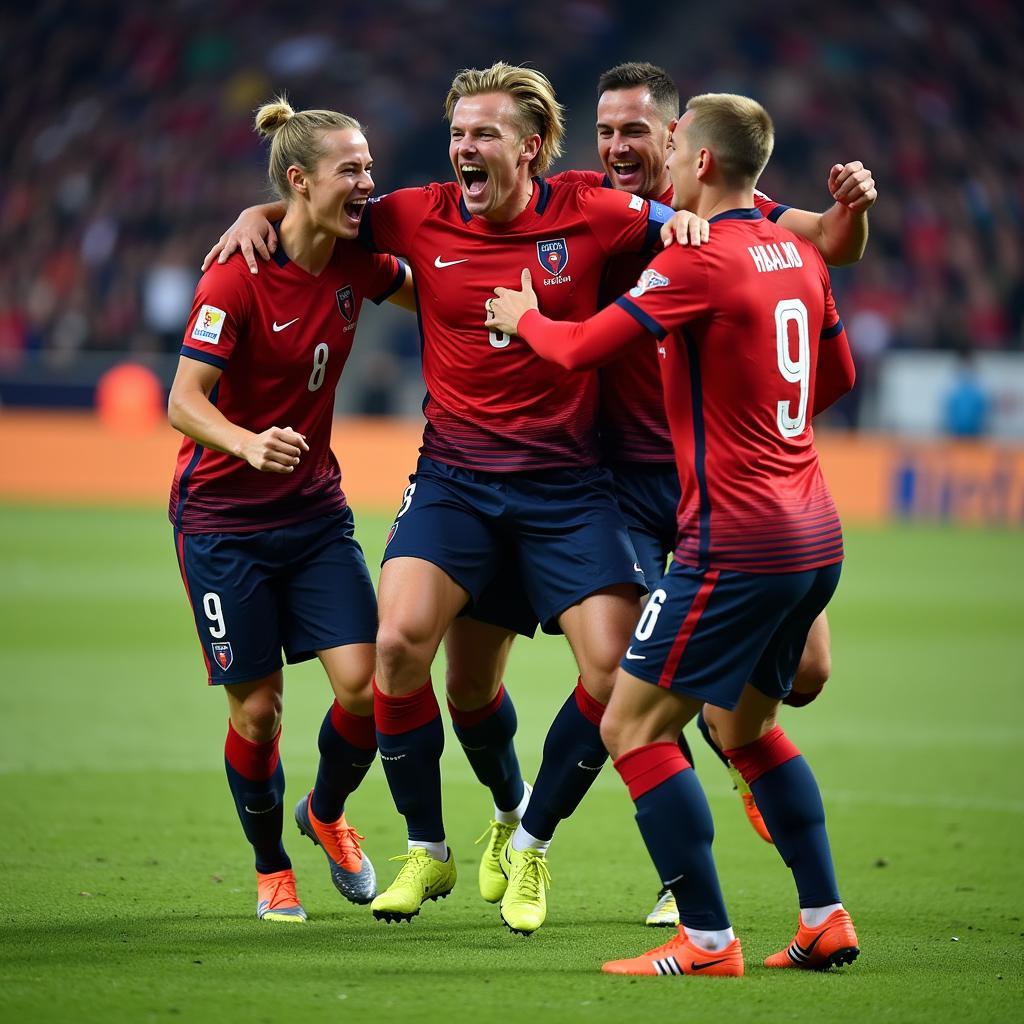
[629,269,670,297]
[191,305,227,344]
[629,193,644,212]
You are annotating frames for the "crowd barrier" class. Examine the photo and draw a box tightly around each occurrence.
[1,412,1022,526]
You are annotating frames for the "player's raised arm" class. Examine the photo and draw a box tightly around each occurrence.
[168,357,308,473]
[202,201,287,274]
[813,287,856,416]
[486,268,650,371]
[774,161,877,267]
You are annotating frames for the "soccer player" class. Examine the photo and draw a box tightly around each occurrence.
[558,61,875,928]
[203,64,679,934]
[487,92,859,975]
[168,98,414,922]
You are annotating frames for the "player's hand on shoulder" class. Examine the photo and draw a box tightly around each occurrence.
[660,209,710,249]
[486,268,538,337]
[202,207,278,275]
[241,426,310,473]
[828,161,877,213]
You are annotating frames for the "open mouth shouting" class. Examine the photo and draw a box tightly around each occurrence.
[460,163,489,201]
[344,196,368,225]
[609,160,643,187]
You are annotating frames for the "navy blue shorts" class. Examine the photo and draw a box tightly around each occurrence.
[383,456,646,635]
[609,461,679,585]
[620,560,842,709]
[174,507,377,686]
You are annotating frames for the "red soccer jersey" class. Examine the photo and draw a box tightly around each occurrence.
[360,177,669,471]
[551,172,789,464]
[518,208,851,574]
[169,243,404,533]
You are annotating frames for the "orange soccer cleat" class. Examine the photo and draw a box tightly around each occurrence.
[727,764,773,844]
[764,908,860,970]
[295,793,377,904]
[602,926,744,977]
[256,868,307,922]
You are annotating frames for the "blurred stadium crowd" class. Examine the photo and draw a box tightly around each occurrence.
[1,0,1022,421]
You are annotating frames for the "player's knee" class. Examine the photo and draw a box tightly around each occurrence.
[794,649,831,692]
[445,671,499,711]
[375,622,431,677]
[599,708,626,759]
[232,693,282,743]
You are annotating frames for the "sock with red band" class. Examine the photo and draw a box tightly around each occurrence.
[521,680,607,842]
[615,741,730,931]
[725,726,840,907]
[224,721,290,874]
[448,684,524,813]
[310,700,377,824]
[374,679,445,843]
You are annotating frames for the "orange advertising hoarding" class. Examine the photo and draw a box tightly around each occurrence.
[1,412,1022,526]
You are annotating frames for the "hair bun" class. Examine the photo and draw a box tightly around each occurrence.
[254,97,295,137]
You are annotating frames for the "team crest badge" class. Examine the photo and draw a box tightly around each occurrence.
[385,521,399,546]
[629,269,670,298]
[336,286,355,323]
[212,642,233,672]
[537,238,569,277]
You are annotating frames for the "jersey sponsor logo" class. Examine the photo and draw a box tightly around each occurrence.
[434,256,469,268]
[272,317,300,332]
[192,304,226,344]
[629,269,670,298]
[628,193,645,212]
[211,641,233,671]
[537,238,569,278]
[336,286,355,323]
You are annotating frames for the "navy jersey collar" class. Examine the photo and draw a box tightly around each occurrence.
[270,221,290,267]
[708,207,763,223]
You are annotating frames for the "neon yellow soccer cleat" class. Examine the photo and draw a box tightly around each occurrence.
[476,819,517,903]
[499,840,550,935]
[370,847,457,923]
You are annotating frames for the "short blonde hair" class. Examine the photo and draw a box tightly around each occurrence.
[684,93,774,188]
[254,95,364,200]
[444,63,565,176]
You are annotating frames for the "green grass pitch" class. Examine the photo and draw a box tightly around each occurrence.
[1,503,1022,1022]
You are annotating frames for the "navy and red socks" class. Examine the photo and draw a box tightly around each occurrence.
[373,678,446,844]
[448,683,525,813]
[224,721,290,874]
[310,700,377,823]
[725,726,840,907]
[521,680,608,843]
[614,741,731,932]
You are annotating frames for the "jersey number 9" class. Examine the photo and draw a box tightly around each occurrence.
[775,298,810,439]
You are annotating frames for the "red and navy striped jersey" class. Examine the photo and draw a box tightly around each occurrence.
[553,170,789,465]
[169,243,404,534]
[360,177,670,471]
[615,209,845,572]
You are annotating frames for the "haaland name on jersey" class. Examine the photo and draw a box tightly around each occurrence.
[748,241,804,273]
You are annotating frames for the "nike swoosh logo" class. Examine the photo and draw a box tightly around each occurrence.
[244,805,276,815]
[272,317,300,332]
[625,648,646,661]
[794,928,830,958]
[434,256,469,268]
[633,563,643,573]
[577,761,602,771]
[690,957,729,972]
